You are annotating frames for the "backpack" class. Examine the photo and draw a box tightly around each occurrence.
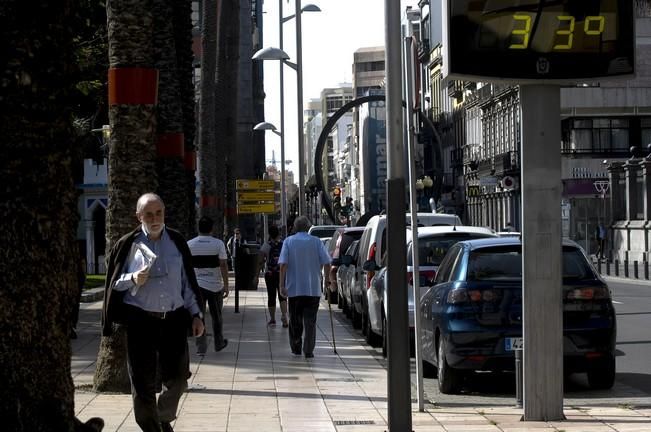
[266,239,283,274]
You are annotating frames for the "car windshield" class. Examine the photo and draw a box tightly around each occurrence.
[408,233,493,266]
[467,245,596,281]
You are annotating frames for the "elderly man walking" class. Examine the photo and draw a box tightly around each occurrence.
[102,193,204,432]
[279,216,331,358]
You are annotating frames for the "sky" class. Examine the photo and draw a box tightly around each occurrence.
[258,0,418,176]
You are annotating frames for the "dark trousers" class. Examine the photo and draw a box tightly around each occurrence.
[288,296,320,355]
[265,272,286,308]
[125,306,189,432]
[196,288,224,352]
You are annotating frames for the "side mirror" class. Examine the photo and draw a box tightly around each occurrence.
[341,255,353,266]
[363,259,380,272]
[331,257,341,267]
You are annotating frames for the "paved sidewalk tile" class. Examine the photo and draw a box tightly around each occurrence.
[73,277,650,431]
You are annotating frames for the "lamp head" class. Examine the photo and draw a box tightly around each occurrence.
[253,122,278,132]
[252,47,290,61]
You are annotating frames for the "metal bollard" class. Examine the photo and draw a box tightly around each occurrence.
[615,260,619,277]
[515,348,523,408]
[606,259,611,276]
[597,259,602,274]
[634,261,639,279]
[624,260,629,278]
[645,261,649,280]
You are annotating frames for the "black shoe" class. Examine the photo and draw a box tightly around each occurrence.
[215,339,228,352]
[70,329,77,339]
[305,353,314,359]
[161,422,174,432]
[291,349,302,356]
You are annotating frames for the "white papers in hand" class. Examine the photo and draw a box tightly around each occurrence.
[130,242,158,296]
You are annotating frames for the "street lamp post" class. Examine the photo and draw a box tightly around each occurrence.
[252,2,320,218]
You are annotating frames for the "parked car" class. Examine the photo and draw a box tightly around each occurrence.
[350,213,463,331]
[419,237,616,394]
[337,240,360,319]
[365,226,497,356]
[309,225,344,240]
[327,227,365,304]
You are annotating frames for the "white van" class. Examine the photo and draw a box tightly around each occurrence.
[348,212,462,328]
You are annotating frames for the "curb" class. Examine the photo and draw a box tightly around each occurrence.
[81,287,104,303]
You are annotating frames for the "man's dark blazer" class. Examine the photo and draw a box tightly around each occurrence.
[101,225,204,337]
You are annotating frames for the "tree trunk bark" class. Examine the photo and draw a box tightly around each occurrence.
[0,2,82,430]
[94,0,157,393]
[198,0,220,228]
[171,0,199,238]
[216,0,240,235]
[154,0,188,237]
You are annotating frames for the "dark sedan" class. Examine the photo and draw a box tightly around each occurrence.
[420,237,616,394]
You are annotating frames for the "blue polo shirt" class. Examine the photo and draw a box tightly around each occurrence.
[279,231,331,297]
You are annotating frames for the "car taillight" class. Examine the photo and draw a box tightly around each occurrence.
[407,270,437,286]
[366,242,377,289]
[565,286,610,300]
[447,288,500,304]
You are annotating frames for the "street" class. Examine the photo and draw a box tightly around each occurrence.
[340,277,651,409]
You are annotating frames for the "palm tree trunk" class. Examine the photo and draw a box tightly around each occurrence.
[216,0,240,235]
[154,0,189,237]
[94,0,157,393]
[0,2,82,429]
[171,0,199,237]
[198,0,220,228]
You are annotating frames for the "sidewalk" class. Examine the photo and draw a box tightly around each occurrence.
[73,277,651,431]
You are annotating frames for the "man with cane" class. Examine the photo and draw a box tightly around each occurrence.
[279,216,331,358]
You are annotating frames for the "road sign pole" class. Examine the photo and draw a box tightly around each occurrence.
[385,0,411,429]
[520,85,564,421]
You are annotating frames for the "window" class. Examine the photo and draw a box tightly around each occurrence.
[569,118,630,152]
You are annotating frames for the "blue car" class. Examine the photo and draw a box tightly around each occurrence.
[419,237,616,394]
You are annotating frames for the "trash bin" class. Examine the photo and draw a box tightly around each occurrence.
[235,243,260,291]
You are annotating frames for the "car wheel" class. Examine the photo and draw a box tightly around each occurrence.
[422,360,437,379]
[361,307,369,336]
[365,315,381,347]
[437,338,462,394]
[587,355,616,390]
[337,290,344,309]
[381,315,387,358]
[343,297,350,317]
[351,303,362,329]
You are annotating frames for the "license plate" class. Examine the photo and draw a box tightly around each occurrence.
[505,337,523,351]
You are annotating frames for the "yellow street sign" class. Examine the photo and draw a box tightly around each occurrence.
[236,179,275,190]
[236,192,276,201]
[237,203,277,214]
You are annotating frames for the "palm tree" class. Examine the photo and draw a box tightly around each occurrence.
[216,0,240,234]
[93,0,158,393]
[153,0,189,237]
[0,2,89,429]
[171,0,199,237]
[198,0,220,227]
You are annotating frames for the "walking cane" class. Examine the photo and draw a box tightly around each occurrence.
[326,286,338,354]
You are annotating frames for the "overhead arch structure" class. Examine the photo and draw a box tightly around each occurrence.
[315,95,443,223]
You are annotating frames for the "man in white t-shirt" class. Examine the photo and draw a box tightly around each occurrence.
[188,216,229,354]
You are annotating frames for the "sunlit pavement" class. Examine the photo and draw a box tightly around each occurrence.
[73,276,651,431]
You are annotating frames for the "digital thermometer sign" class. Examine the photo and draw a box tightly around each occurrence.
[444,0,635,82]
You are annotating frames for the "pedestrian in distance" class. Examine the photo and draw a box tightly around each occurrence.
[101,193,205,432]
[226,227,242,272]
[258,225,288,328]
[597,222,607,260]
[279,216,332,358]
[187,216,229,354]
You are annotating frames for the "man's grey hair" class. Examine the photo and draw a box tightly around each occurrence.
[293,215,312,233]
[136,193,164,214]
